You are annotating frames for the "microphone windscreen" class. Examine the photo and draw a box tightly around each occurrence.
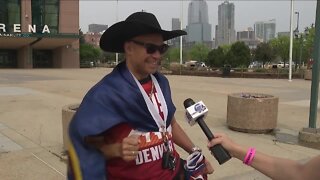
[184,98,195,109]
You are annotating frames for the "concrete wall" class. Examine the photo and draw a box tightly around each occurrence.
[59,1,79,34]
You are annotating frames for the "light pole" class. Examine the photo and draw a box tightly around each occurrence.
[288,0,294,81]
[115,0,119,65]
[294,11,301,69]
[180,0,183,65]
[295,12,299,32]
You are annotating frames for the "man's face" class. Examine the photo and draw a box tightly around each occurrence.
[125,33,168,80]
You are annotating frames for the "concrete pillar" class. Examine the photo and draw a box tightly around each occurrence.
[20,0,32,33]
[17,46,33,69]
[304,69,312,80]
[53,40,79,68]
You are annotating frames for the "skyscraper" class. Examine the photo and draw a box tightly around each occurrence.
[186,0,211,43]
[216,1,235,47]
[172,18,181,30]
[171,18,181,46]
[254,19,276,42]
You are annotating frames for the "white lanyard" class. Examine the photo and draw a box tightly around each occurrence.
[131,74,168,132]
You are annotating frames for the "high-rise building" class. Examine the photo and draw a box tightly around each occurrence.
[186,0,211,44]
[0,0,79,68]
[237,27,260,49]
[216,1,235,47]
[171,18,182,47]
[254,19,276,42]
[88,24,108,33]
[172,18,180,30]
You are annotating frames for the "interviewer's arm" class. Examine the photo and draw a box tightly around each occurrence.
[208,133,320,180]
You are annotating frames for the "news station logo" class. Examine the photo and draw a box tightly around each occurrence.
[194,103,206,113]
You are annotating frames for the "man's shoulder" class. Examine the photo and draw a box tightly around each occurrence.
[154,72,169,83]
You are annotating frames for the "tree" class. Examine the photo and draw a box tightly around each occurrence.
[228,41,251,68]
[254,42,274,67]
[207,47,225,67]
[219,44,232,54]
[188,43,210,62]
[269,36,290,67]
[80,44,101,64]
[163,47,180,63]
[304,26,315,63]
[79,28,85,45]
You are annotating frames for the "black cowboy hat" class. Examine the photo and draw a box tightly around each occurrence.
[99,11,187,53]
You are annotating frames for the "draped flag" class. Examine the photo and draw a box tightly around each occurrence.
[184,151,208,180]
[67,62,176,180]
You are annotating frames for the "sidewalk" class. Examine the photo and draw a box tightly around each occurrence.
[0,68,319,180]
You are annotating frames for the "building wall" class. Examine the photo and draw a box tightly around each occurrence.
[59,1,79,34]
[84,33,101,47]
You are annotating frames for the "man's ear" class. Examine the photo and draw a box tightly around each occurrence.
[124,41,132,54]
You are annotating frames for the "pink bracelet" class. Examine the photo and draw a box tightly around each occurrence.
[243,147,256,165]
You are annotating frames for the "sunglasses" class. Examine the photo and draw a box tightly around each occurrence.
[130,40,169,55]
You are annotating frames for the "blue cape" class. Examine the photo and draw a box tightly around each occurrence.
[68,62,176,180]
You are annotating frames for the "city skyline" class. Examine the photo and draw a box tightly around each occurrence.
[80,0,317,37]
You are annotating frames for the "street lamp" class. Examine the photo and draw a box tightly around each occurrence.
[294,11,300,69]
[295,12,299,33]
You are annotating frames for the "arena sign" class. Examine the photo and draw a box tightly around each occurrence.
[0,24,51,33]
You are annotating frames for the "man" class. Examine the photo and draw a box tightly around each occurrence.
[68,11,213,180]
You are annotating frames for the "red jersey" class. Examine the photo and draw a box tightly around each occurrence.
[104,79,180,179]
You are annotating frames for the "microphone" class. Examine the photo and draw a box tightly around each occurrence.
[184,98,231,165]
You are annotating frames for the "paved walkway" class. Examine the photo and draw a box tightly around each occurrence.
[0,68,319,180]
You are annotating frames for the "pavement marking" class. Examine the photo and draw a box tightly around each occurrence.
[0,130,23,152]
[0,122,8,130]
[32,153,66,178]
[0,87,36,96]
[0,123,23,152]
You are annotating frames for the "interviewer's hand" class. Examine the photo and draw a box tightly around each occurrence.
[207,133,239,157]
[121,134,140,162]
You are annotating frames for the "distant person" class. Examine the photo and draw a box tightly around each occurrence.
[208,133,320,180]
[68,11,213,179]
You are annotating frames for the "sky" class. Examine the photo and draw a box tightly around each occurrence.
[80,0,317,37]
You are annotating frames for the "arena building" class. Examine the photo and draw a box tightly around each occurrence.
[0,0,79,68]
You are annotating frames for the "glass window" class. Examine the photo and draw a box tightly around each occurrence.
[32,0,59,34]
[0,0,20,33]
[0,50,17,68]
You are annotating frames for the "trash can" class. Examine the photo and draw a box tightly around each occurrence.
[227,93,278,133]
[222,64,231,77]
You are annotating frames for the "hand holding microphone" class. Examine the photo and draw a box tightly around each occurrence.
[184,98,231,165]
